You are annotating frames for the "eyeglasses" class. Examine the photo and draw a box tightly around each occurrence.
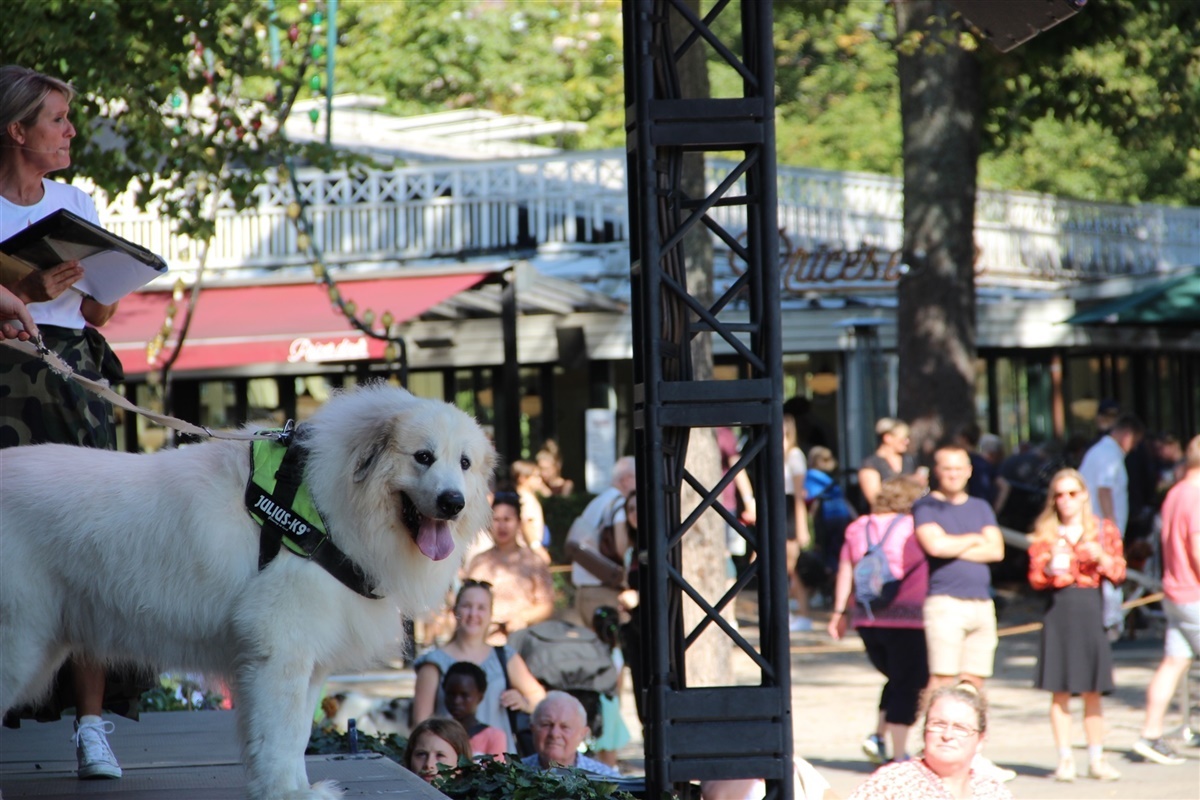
[1054,489,1083,499]
[925,720,980,739]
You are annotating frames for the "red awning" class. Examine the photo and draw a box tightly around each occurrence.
[104,273,490,377]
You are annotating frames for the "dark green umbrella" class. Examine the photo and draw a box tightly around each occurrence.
[1067,267,1200,327]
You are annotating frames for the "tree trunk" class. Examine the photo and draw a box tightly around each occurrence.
[894,0,982,459]
[674,0,732,688]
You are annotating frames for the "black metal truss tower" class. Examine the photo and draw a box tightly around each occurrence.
[624,1,792,798]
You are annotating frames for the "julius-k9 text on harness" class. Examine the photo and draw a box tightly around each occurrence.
[245,426,381,599]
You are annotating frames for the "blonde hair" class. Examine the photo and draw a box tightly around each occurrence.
[0,66,75,141]
[875,417,909,443]
[922,682,989,734]
[808,445,837,473]
[1030,468,1098,544]
[510,459,539,483]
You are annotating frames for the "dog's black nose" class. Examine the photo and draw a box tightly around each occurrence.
[437,491,465,518]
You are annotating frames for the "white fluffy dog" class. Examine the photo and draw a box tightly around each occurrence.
[0,384,494,799]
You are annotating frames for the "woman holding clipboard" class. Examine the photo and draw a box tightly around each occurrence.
[0,64,147,781]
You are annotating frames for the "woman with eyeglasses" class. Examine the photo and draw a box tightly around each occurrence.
[463,492,555,641]
[412,580,546,754]
[847,683,1013,800]
[1027,469,1125,783]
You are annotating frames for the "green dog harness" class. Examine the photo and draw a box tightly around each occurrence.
[245,428,381,599]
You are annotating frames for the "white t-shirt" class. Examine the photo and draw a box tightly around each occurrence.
[1079,435,1129,535]
[569,486,627,588]
[784,446,807,497]
[0,179,101,329]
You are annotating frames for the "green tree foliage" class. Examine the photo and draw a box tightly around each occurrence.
[2,0,323,239]
[770,0,1200,206]
[769,1,902,176]
[978,0,1200,205]
[335,0,625,150]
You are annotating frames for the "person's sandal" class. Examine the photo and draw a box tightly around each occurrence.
[1088,759,1121,781]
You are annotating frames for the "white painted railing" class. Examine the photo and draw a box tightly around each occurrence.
[98,151,1199,287]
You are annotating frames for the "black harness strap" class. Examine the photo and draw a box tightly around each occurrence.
[247,430,382,600]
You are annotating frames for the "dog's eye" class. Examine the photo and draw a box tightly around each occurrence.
[414,450,435,466]
[460,456,471,471]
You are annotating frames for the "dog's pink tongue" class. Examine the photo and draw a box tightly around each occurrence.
[416,519,455,561]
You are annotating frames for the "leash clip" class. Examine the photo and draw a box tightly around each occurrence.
[32,332,52,359]
[275,419,296,446]
[252,418,295,445]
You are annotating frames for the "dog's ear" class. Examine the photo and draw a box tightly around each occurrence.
[353,429,392,483]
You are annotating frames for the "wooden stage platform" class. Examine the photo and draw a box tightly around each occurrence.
[0,711,443,799]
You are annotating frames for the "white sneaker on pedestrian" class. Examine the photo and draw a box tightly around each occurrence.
[861,733,886,765]
[1131,736,1185,765]
[73,716,122,779]
[788,615,813,632]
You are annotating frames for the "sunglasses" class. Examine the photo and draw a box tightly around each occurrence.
[461,579,493,590]
[1054,489,1083,499]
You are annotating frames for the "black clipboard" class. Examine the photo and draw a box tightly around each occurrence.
[0,208,168,304]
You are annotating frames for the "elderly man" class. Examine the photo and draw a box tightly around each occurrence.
[521,691,621,777]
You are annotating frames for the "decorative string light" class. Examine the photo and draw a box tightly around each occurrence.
[279,157,408,377]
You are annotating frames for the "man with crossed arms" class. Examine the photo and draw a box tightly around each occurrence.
[914,443,1013,781]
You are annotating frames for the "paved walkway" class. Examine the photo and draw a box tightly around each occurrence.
[781,619,1200,799]
[608,593,1199,799]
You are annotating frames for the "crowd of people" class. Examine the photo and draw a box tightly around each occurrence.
[397,400,1195,798]
[824,411,1199,798]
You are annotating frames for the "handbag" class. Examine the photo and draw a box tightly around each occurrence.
[494,645,536,757]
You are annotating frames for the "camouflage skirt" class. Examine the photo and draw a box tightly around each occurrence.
[0,325,154,727]
[0,324,119,449]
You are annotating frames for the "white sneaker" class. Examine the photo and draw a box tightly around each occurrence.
[1131,736,1186,765]
[788,615,813,632]
[73,716,122,779]
[861,733,887,764]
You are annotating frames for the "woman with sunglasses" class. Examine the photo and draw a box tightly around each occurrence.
[1027,469,1126,782]
[412,580,546,754]
[848,683,1013,800]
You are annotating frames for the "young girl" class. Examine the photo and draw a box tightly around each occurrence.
[443,661,508,759]
[404,717,472,784]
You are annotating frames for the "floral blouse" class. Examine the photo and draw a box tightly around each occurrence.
[1028,518,1126,591]
[847,759,1013,800]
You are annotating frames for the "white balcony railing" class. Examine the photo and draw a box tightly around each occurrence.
[98,151,1200,291]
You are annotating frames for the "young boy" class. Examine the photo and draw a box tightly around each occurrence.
[443,662,507,758]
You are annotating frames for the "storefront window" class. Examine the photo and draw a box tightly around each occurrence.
[295,376,332,421]
[247,378,284,427]
[518,366,545,460]
[1064,355,1103,438]
[454,368,496,440]
[993,358,1031,448]
[406,371,444,401]
[199,381,237,429]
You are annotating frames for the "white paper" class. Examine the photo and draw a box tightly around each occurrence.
[77,249,167,304]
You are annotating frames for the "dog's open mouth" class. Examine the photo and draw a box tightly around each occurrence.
[400,492,455,562]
